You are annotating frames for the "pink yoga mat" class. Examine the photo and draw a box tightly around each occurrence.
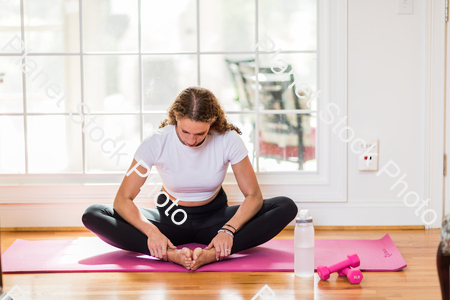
[2,234,406,273]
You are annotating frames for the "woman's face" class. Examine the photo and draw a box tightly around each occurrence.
[176,117,211,147]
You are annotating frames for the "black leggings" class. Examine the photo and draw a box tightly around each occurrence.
[82,187,298,256]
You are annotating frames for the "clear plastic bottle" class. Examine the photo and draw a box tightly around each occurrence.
[294,209,315,277]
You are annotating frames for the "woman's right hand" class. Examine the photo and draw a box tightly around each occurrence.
[147,228,177,261]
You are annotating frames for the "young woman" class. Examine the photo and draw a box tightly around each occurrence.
[82,86,298,270]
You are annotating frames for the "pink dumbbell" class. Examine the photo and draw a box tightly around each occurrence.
[338,267,363,284]
[317,253,360,281]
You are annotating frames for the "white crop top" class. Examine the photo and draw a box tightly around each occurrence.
[133,125,248,202]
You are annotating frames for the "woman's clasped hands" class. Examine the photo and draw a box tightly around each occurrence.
[147,228,177,261]
[204,230,234,261]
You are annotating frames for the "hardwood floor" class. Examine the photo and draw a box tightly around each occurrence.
[1,229,442,300]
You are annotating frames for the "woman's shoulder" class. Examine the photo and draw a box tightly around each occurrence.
[211,129,242,145]
[221,129,241,139]
[142,125,174,143]
[155,124,174,135]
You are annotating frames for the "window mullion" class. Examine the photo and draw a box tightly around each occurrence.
[19,0,29,175]
[196,0,200,86]
[79,0,86,174]
[254,0,260,172]
[316,0,321,176]
[138,0,143,142]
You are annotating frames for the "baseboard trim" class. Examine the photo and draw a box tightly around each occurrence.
[285,225,425,230]
[0,227,89,232]
[1,225,425,232]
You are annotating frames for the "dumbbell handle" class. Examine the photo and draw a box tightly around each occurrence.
[327,254,360,274]
[337,267,349,276]
[338,267,363,284]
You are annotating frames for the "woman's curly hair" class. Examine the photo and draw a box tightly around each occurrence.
[159,86,242,135]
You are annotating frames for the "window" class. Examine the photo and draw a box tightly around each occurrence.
[0,0,347,202]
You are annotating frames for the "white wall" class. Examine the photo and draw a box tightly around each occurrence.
[348,0,425,204]
[348,0,426,222]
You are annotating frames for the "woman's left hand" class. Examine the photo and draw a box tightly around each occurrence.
[205,231,233,261]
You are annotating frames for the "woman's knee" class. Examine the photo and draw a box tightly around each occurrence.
[274,196,298,221]
[81,204,109,228]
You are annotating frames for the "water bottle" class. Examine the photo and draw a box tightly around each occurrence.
[294,209,315,277]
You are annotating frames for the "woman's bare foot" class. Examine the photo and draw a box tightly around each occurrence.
[190,247,217,271]
[167,247,192,270]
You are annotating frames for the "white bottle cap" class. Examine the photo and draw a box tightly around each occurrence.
[296,209,313,223]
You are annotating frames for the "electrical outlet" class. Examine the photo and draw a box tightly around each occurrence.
[358,139,379,171]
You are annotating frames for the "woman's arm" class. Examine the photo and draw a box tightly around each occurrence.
[205,155,263,260]
[113,159,176,260]
[225,155,263,232]
[113,159,159,237]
